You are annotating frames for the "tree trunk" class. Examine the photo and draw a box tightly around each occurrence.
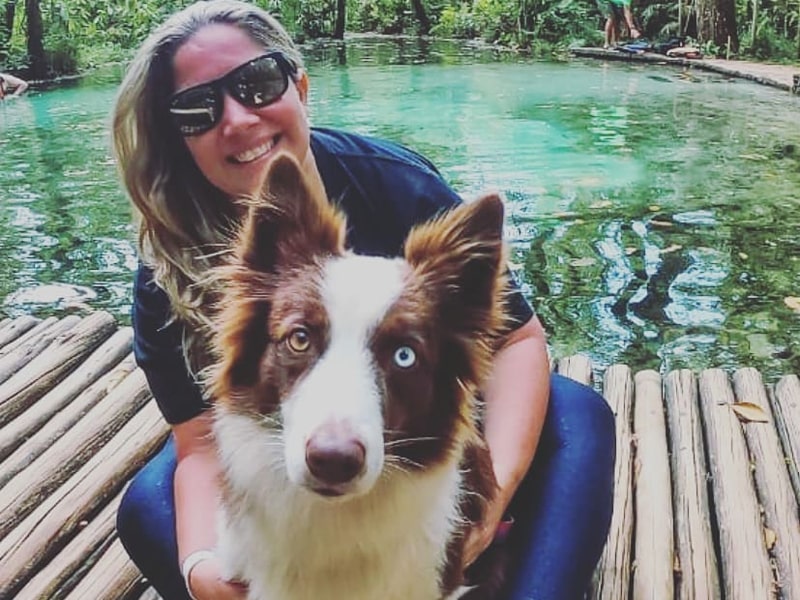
[2,0,17,49]
[695,0,738,53]
[333,0,345,39]
[25,0,46,78]
[410,0,430,35]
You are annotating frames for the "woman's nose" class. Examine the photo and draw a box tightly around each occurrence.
[219,92,260,133]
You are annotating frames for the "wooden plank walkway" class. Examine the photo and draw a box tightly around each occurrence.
[570,47,800,93]
[1,312,798,599]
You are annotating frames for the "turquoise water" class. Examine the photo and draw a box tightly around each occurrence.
[1,38,799,379]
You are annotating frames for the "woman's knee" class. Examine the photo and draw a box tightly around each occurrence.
[548,373,616,454]
[116,437,177,550]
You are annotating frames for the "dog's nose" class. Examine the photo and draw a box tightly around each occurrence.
[305,424,366,485]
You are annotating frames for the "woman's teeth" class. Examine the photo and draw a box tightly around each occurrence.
[233,139,274,163]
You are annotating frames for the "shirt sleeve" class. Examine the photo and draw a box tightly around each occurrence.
[132,265,209,424]
[322,131,535,329]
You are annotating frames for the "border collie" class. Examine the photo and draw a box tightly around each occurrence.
[208,153,509,600]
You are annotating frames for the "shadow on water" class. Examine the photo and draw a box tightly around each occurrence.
[0,37,798,379]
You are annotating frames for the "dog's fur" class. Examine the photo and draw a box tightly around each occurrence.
[207,153,510,600]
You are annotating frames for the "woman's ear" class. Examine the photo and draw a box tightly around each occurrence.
[295,71,309,104]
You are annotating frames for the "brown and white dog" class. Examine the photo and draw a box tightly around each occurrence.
[208,154,510,600]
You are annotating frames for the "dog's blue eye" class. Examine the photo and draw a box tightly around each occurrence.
[287,328,310,353]
[393,346,416,369]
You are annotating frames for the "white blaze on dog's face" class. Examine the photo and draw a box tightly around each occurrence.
[211,153,507,500]
[281,254,407,496]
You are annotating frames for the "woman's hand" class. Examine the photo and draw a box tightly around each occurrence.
[188,556,248,600]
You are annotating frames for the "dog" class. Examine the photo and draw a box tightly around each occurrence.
[207,153,510,600]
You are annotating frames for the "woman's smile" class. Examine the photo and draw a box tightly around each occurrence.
[229,135,279,164]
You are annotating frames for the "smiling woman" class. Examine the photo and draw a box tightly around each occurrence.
[111,1,615,600]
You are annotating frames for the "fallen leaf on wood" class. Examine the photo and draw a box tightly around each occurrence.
[730,402,769,423]
[764,527,777,550]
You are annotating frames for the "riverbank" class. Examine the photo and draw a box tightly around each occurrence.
[570,46,800,93]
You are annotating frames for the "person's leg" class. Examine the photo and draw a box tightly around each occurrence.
[623,6,640,38]
[604,17,614,48]
[117,436,191,600]
[504,373,616,600]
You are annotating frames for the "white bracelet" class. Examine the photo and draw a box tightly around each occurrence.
[181,549,216,600]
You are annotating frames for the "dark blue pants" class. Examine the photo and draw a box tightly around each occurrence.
[117,373,615,600]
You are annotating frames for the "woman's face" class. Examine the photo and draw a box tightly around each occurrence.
[172,24,312,198]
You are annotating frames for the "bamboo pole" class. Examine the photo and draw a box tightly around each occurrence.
[0,353,137,486]
[14,488,124,599]
[698,369,774,598]
[590,364,635,600]
[733,368,800,599]
[0,327,133,464]
[137,587,163,600]
[0,311,117,427]
[0,316,76,386]
[62,538,147,600]
[664,370,719,599]
[556,354,593,386]
[0,316,60,359]
[0,368,151,538]
[771,374,800,504]
[0,315,40,350]
[0,400,169,597]
[632,370,674,600]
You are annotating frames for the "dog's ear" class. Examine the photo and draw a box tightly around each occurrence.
[404,194,507,329]
[236,153,346,273]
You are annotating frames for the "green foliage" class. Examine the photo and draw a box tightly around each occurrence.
[350,0,412,34]
[432,3,480,38]
[741,21,799,59]
[294,0,339,37]
[4,0,799,77]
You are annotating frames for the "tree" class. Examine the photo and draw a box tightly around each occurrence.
[410,0,431,34]
[695,0,739,53]
[333,0,345,38]
[25,0,45,77]
[2,0,17,53]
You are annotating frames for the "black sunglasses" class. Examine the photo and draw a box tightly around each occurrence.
[169,51,298,137]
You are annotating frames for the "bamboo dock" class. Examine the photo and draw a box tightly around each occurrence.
[0,311,798,599]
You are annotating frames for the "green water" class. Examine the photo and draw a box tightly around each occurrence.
[1,38,799,379]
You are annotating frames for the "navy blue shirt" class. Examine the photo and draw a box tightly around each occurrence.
[133,128,533,424]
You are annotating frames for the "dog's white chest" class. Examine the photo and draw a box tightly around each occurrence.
[215,413,463,600]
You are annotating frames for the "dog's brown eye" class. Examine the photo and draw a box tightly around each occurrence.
[286,328,310,352]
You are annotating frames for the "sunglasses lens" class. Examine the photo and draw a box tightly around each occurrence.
[230,55,289,108]
[170,86,220,136]
[168,53,294,137]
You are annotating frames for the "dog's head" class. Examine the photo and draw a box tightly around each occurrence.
[210,153,508,499]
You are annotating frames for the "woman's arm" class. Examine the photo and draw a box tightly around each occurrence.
[173,413,247,600]
[462,314,550,565]
[4,74,28,96]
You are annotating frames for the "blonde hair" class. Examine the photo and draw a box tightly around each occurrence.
[112,0,304,362]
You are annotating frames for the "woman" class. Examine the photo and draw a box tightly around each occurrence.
[113,2,615,599]
[0,71,28,99]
